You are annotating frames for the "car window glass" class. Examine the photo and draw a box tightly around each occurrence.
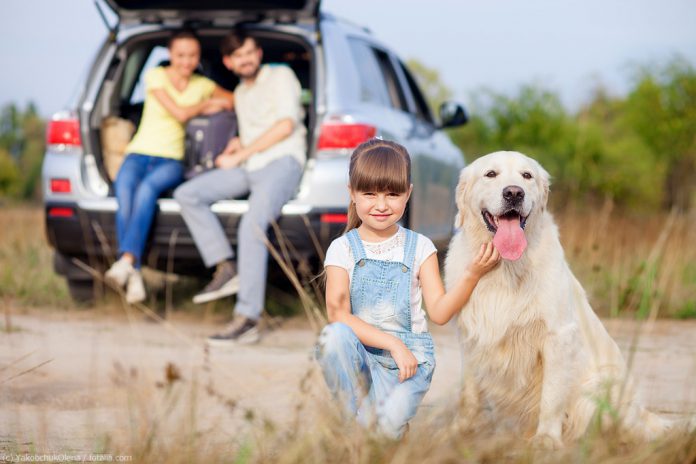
[373,50,409,112]
[398,61,434,124]
[129,46,169,104]
[119,46,146,103]
[347,38,390,107]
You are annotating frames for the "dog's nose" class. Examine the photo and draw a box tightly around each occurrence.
[503,185,525,203]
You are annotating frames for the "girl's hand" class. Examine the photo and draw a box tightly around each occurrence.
[469,242,501,278]
[390,340,419,383]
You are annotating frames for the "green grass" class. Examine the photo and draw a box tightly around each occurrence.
[0,205,70,308]
[676,301,696,319]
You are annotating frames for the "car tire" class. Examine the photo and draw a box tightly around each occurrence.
[54,252,103,306]
[66,278,97,306]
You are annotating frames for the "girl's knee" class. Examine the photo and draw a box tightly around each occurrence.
[378,389,421,440]
[320,322,353,342]
[316,322,355,358]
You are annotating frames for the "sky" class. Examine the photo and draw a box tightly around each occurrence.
[1,0,695,117]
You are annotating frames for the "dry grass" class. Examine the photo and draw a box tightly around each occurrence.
[555,200,696,320]
[0,204,69,309]
[1,203,694,319]
[89,389,696,464]
[2,203,696,462]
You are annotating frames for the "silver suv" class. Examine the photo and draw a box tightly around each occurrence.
[42,0,468,303]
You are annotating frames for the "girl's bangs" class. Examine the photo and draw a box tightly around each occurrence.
[352,151,410,193]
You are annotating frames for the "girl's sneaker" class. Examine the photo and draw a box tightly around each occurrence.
[126,271,146,304]
[105,257,134,288]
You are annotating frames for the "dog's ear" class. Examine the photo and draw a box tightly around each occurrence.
[454,167,470,227]
[535,162,551,210]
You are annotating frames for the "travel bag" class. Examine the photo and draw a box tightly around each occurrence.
[183,111,237,179]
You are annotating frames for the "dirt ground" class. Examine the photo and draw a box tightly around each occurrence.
[1,308,695,454]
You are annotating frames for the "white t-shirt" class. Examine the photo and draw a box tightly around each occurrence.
[324,227,437,334]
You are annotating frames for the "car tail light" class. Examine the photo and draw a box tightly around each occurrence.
[46,113,81,147]
[317,122,376,150]
[321,213,348,224]
[48,207,75,218]
[50,178,72,193]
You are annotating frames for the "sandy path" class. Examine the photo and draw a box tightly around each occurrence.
[1,311,695,453]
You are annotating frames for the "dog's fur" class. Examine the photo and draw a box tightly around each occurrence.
[444,151,683,446]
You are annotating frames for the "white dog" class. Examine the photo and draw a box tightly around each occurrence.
[444,150,681,447]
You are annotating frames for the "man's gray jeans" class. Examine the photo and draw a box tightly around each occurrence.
[174,156,303,321]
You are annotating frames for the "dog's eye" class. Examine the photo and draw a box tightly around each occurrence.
[485,170,497,178]
[522,172,533,179]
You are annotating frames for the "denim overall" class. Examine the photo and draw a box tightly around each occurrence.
[317,227,436,438]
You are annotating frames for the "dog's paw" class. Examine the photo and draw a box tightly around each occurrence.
[529,433,563,450]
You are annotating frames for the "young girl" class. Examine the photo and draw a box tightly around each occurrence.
[104,29,233,303]
[316,139,500,438]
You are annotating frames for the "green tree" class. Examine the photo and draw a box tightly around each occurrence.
[623,57,696,210]
[0,104,22,156]
[574,88,663,209]
[0,148,20,196]
[17,103,46,199]
[0,102,46,200]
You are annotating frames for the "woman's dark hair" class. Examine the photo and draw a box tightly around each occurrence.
[345,139,412,232]
[167,29,200,49]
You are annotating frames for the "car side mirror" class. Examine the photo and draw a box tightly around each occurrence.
[438,101,468,129]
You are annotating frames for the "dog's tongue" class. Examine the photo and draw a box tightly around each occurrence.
[493,216,527,261]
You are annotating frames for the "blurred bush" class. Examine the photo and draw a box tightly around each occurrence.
[0,102,46,201]
[411,56,696,211]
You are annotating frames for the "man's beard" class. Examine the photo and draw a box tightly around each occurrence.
[237,63,260,80]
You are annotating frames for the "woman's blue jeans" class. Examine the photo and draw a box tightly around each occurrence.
[113,153,184,268]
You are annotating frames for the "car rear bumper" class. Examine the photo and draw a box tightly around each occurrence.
[45,199,346,275]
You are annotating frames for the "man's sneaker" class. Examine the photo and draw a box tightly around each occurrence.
[105,257,134,288]
[206,316,260,347]
[126,271,146,304]
[193,261,239,304]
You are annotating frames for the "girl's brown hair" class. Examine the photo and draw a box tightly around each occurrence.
[345,139,412,232]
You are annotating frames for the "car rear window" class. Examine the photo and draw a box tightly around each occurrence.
[129,46,169,104]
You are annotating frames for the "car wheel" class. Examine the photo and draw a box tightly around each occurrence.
[66,278,97,306]
[55,252,103,306]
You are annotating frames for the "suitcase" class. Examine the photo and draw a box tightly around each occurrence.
[183,111,237,179]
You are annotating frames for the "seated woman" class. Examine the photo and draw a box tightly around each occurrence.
[105,29,234,303]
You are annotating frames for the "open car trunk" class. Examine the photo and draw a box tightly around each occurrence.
[104,0,320,26]
[89,27,315,195]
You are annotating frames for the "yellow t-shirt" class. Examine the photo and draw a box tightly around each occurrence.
[125,66,216,160]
